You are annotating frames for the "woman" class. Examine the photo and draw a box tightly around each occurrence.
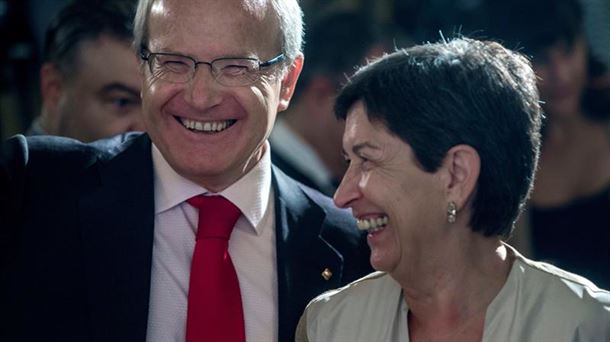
[296,38,610,342]
[482,0,610,289]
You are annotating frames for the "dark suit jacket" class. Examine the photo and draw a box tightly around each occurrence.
[0,133,372,342]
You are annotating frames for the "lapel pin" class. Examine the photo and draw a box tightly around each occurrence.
[321,268,333,281]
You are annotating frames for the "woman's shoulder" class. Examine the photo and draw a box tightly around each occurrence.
[485,246,610,340]
[300,271,405,341]
[307,271,396,309]
[511,244,609,295]
[511,251,610,327]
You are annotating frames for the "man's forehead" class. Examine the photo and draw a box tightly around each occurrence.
[150,0,277,35]
[151,0,272,17]
[148,0,280,56]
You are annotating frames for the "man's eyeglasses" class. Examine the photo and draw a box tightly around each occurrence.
[140,49,285,87]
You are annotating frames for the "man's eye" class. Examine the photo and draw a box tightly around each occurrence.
[162,60,191,73]
[221,65,250,76]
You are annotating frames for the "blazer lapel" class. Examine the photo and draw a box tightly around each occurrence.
[79,134,155,342]
[273,166,345,342]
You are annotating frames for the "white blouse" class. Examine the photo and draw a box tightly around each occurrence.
[298,246,610,342]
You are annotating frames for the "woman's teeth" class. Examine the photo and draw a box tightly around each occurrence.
[180,118,234,133]
[357,216,388,232]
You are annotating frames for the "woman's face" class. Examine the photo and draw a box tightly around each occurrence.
[334,101,447,274]
[534,36,588,119]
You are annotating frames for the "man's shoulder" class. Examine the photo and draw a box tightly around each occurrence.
[1,132,149,198]
[30,132,143,161]
[4,132,146,171]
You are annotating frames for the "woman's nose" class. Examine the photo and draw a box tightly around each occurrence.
[333,166,361,209]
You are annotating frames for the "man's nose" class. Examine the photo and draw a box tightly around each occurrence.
[184,66,223,110]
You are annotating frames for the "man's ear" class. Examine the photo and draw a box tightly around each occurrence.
[442,144,480,209]
[40,63,64,114]
[277,53,304,112]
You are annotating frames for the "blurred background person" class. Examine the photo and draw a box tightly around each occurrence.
[270,8,401,196]
[472,0,610,289]
[27,0,144,142]
[298,37,610,342]
[3,0,610,140]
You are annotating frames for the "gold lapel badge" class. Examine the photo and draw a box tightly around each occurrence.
[321,268,333,281]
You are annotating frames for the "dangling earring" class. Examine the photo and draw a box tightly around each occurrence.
[447,201,457,223]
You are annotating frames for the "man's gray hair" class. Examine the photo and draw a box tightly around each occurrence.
[133,0,303,62]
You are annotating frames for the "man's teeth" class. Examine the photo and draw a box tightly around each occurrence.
[180,118,233,133]
[357,216,388,232]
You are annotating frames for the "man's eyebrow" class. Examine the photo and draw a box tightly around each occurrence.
[99,83,140,97]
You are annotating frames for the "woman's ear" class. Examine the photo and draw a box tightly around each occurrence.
[442,144,480,210]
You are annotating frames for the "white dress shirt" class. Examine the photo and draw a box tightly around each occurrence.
[146,142,278,342]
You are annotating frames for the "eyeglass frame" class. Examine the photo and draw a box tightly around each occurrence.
[139,47,286,87]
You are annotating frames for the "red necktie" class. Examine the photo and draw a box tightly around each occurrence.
[186,195,245,342]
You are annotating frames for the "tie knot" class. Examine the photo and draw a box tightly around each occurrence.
[187,195,241,240]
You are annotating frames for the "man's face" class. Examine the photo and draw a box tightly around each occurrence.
[55,35,144,142]
[141,0,302,192]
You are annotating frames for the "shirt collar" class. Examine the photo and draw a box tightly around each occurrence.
[152,141,273,234]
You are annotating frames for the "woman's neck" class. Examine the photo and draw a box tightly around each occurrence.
[396,235,512,340]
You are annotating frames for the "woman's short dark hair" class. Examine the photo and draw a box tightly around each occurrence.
[335,37,542,237]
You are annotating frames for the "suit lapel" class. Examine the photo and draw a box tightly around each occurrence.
[273,167,344,342]
[79,134,155,342]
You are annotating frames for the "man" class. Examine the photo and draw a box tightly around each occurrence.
[0,0,371,341]
[28,0,144,142]
[270,9,390,196]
